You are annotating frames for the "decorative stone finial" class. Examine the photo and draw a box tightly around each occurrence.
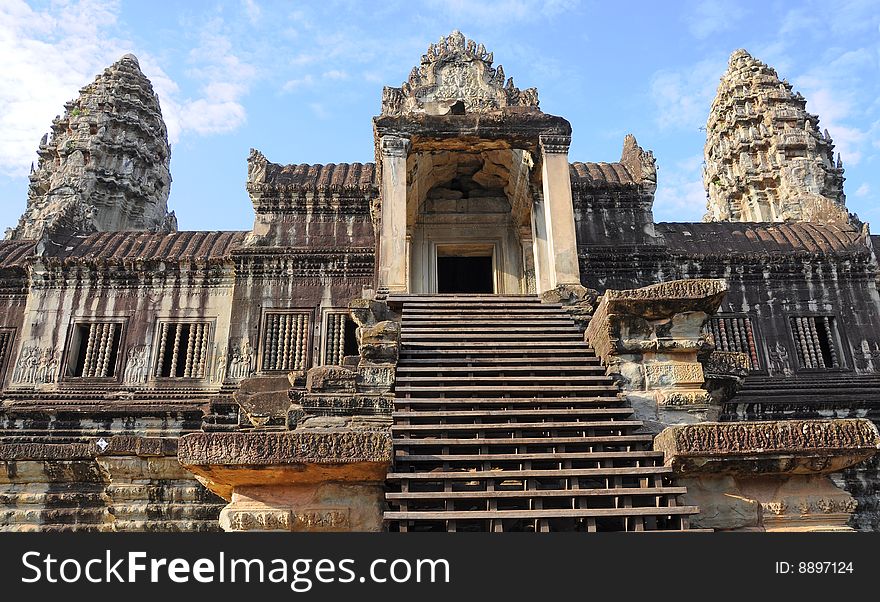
[380,30,539,117]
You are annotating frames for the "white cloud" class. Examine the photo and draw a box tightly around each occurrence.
[0,0,129,177]
[422,0,579,26]
[653,155,708,222]
[685,0,745,39]
[0,0,257,177]
[282,74,315,92]
[856,183,871,197]
[177,99,247,135]
[650,56,726,130]
[242,0,261,25]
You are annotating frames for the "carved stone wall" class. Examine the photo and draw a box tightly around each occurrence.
[0,437,223,532]
[7,55,175,241]
[703,49,851,225]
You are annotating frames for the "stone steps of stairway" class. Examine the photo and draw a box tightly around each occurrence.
[402,319,577,327]
[387,486,685,500]
[393,408,633,419]
[393,450,662,462]
[397,365,606,374]
[395,385,620,395]
[386,295,696,532]
[392,434,656,447]
[398,356,602,365]
[393,396,627,407]
[384,507,699,521]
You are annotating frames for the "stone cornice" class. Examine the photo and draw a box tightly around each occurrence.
[655,419,880,475]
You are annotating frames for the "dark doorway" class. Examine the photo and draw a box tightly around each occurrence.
[437,256,494,293]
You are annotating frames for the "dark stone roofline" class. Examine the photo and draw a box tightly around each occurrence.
[657,222,870,257]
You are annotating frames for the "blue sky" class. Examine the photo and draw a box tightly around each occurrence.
[1,0,878,232]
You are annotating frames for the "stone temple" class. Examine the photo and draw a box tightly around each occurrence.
[1,33,878,532]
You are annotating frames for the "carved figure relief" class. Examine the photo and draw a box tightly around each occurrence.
[228,338,255,380]
[768,341,793,376]
[123,345,149,384]
[13,347,58,385]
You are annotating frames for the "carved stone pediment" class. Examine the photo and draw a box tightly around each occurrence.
[381,30,539,116]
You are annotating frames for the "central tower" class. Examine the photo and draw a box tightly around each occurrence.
[373,31,581,294]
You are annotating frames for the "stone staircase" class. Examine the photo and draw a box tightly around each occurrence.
[384,294,699,532]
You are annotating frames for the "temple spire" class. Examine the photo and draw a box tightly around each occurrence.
[6,54,176,241]
[703,49,851,225]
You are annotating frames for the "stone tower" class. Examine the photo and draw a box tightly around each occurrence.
[6,54,176,241]
[703,49,850,224]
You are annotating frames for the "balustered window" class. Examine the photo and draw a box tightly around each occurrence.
[322,312,358,366]
[260,311,310,372]
[708,315,762,370]
[154,321,210,378]
[0,329,14,379]
[66,322,123,378]
[790,316,841,370]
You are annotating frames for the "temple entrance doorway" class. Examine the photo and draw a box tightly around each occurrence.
[436,245,495,293]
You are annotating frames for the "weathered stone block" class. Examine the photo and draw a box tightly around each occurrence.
[306,366,357,393]
[233,375,293,428]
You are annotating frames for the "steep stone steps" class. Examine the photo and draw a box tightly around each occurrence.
[385,294,696,532]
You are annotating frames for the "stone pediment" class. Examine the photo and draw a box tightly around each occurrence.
[381,30,539,116]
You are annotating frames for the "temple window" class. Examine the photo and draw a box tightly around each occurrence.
[709,315,761,370]
[260,311,310,372]
[0,329,14,379]
[789,316,841,370]
[154,321,210,378]
[65,321,123,378]
[322,311,358,366]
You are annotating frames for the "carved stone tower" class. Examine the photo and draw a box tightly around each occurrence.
[6,54,176,241]
[703,49,849,224]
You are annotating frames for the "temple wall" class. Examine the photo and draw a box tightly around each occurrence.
[579,241,880,530]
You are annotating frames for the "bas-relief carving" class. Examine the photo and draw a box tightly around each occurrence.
[769,341,793,376]
[12,347,58,385]
[212,346,228,384]
[644,363,704,388]
[659,419,880,456]
[228,339,254,380]
[123,345,149,384]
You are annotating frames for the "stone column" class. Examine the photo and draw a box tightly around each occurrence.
[539,135,581,289]
[378,135,410,292]
[530,193,552,293]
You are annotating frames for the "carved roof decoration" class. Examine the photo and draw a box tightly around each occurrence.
[0,240,37,270]
[45,231,246,264]
[381,30,539,117]
[570,162,637,188]
[246,149,376,194]
[570,135,657,193]
[703,49,850,225]
[658,222,868,257]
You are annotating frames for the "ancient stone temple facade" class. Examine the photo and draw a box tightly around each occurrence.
[0,33,878,533]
